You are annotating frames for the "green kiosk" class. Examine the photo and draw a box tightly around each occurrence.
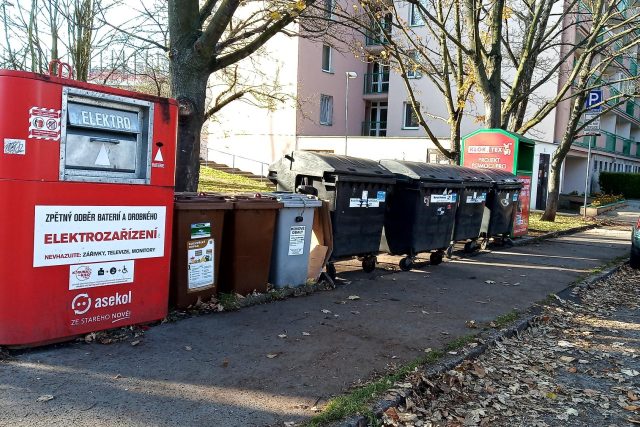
[460,129,535,237]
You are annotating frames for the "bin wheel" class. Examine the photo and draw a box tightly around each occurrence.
[445,245,454,259]
[326,263,337,280]
[430,251,444,266]
[399,257,413,271]
[464,241,477,253]
[362,256,377,273]
[480,239,488,250]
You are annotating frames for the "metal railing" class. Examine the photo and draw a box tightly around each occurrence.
[202,148,271,180]
[575,129,639,157]
[363,72,390,94]
[365,21,391,46]
[361,121,387,137]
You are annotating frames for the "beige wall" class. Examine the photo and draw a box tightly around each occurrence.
[296,37,366,137]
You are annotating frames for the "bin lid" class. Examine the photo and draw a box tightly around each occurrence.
[262,192,323,208]
[272,151,395,179]
[480,169,522,188]
[446,166,493,187]
[174,193,233,210]
[379,160,464,185]
[231,194,283,210]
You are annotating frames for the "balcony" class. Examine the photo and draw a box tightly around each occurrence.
[361,121,387,137]
[363,72,390,94]
[575,130,638,157]
[365,21,391,46]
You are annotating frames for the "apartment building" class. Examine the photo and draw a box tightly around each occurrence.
[553,0,640,195]
[207,0,640,210]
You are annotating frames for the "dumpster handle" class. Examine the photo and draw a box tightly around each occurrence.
[295,196,307,222]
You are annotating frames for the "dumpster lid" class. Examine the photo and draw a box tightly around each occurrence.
[262,192,323,208]
[174,193,233,210]
[447,166,493,186]
[276,151,395,179]
[231,194,283,210]
[480,169,522,186]
[379,160,463,184]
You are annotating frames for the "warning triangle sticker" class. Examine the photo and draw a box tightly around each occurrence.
[95,144,111,166]
[154,148,164,162]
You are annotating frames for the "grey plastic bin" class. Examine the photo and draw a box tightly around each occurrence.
[267,193,323,288]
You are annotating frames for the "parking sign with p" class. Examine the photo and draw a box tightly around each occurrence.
[586,89,603,112]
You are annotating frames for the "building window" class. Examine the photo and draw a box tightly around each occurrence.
[324,0,333,18]
[320,94,333,125]
[409,2,425,26]
[594,161,598,171]
[322,45,332,72]
[599,160,603,171]
[403,102,420,129]
[406,50,422,79]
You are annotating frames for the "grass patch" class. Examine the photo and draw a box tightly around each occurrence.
[305,349,445,426]
[218,293,240,311]
[443,334,477,352]
[492,309,520,328]
[528,212,592,233]
[198,165,272,194]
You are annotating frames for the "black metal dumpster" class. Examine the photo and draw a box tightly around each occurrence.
[268,151,395,276]
[379,160,463,270]
[481,169,522,246]
[449,167,493,253]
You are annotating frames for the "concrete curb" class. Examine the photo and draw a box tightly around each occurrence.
[338,258,628,427]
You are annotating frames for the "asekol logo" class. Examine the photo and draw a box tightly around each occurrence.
[71,291,132,315]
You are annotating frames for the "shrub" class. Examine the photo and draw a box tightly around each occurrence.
[591,193,624,207]
[599,172,640,199]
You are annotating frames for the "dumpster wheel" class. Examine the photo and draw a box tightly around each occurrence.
[399,257,414,271]
[480,239,488,250]
[445,245,454,259]
[362,256,377,273]
[464,241,477,253]
[326,263,337,280]
[430,251,444,265]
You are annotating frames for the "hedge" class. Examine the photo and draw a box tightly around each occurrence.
[599,172,640,199]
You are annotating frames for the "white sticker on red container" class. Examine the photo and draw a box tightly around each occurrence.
[187,239,214,289]
[288,225,306,256]
[69,260,135,290]
[4,138,26,155]
[33,205,166,267]
[28,107,61,141]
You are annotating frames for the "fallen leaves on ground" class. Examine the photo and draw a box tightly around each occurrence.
[381,265,640,427]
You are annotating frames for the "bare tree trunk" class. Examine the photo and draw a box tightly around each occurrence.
[541,151,563,221]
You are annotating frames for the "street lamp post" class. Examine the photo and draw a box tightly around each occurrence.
[581,133,599,218]
[344,71,358,155]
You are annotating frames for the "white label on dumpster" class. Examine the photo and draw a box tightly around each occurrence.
[69,260,134,290]
[349,198,363,207]
[367,199,380,208]
[431,194,456,203]
[288,225,306,256]
[187,239,214,289]
[33,205,166,267]
[466,192,487,204]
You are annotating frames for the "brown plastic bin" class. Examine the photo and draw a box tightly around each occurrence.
[171,193,232,309]
[219,195,283,295]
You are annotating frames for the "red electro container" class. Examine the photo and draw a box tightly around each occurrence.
[0,70,178,347]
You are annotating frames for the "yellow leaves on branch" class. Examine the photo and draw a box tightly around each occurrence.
[267,0,305,20]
